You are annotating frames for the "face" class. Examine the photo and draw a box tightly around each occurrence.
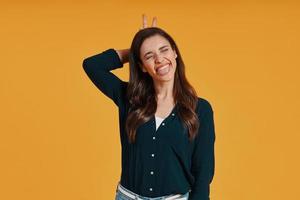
[139,34,178,83]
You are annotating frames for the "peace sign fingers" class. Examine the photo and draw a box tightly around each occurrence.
[152,16,157,27]
[140,14,158,30]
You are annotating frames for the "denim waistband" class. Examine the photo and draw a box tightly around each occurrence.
[116,182,189,200]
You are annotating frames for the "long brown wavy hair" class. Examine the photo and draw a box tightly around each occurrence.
[125,27,200,144]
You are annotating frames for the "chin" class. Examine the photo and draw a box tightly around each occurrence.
[157,75,174,82]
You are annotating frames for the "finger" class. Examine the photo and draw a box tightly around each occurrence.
[142,14,148,28]
[152,16,157,27]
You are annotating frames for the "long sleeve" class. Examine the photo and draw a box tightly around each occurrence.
[189,100,216,200]
[82,48,127,107]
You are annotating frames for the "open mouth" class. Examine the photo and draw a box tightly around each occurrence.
[156,63,170,76]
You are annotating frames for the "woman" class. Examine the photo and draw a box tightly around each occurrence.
[82,15,216,200]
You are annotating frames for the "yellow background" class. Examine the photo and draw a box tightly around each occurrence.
[1,0,299,199]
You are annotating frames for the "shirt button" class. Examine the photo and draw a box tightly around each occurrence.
[151,153,155,157]
[153,136,156,140]
[162,123,165,126]
[149,188,153,191]
[150,171,154,175]
[172,113,175,116]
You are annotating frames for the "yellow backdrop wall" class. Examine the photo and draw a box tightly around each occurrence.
[1,0,299,199]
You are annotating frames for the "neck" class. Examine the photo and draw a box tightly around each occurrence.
[153,79,174,101]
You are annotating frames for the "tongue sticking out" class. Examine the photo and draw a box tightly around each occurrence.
[156,64,170,76]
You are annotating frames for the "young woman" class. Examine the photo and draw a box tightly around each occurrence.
[82,15,216,200]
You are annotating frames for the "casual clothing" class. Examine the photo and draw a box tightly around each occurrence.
[155,116,165,130]
[115,182,189,200]
[82,48,216,200]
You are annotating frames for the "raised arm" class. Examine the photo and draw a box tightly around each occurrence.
[82,14,156,107]
[189,99,216,200]
[82,48,129,107]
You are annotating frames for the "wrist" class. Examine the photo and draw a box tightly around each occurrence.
[116,49,129,64]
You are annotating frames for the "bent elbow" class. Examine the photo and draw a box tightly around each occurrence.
[82,58,89,70]
[82,58,94,75]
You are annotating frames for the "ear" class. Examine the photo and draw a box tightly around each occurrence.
[173,48,177,58]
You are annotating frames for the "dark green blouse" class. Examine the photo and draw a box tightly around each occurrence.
[82,48,216,200]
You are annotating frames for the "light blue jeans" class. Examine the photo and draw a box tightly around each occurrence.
[115,183,190,200]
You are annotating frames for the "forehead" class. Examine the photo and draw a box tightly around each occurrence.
[140,35,171,54]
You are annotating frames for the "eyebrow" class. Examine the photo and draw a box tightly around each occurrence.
[143,45,170,58]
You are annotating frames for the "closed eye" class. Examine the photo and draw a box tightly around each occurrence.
[146,55,153,60]
[145,48,169,60]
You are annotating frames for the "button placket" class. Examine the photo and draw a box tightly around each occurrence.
[148,118,158,194]
[159,112,174,128]
[147,111,177,194]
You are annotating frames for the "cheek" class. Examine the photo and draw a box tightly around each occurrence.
[171,58,177,69]
[144,62,155,71]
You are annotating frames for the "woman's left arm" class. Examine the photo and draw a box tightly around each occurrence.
[189,99,216,200]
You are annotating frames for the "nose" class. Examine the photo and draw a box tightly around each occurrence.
[154,53,163,63]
